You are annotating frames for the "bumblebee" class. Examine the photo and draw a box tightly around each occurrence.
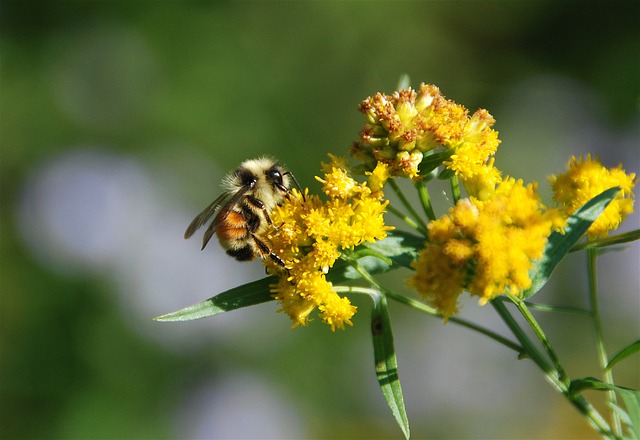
[184,157,301,267]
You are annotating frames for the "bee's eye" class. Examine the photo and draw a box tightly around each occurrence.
[268,169,283,185]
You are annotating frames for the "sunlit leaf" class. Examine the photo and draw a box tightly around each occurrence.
[569,376,639,398]
[371,292,411,439]
[156,231,422,322]
[570,229,640,253]
[606,340,640,370]
[363,230,423,269]
[154,277,275,321]
[337,230,422,280]
[619,391,640,439]
[523,187,620,300]
[418,150,453,176]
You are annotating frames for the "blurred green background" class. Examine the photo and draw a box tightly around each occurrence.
[2,1,638,439]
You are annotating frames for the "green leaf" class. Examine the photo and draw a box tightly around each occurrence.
[437,167,455,180]
[607,340,640,370]
[569,377,639,398]
[154,276,275,321]
[569,377,640,438]
[156,230,423,323]
[619,391,640,439]
[523,187,621,300]
[418,150,453,176]
[362,230,423,269]
[371,292,410,439]
[337,230,423,280]
[570,229,640,253]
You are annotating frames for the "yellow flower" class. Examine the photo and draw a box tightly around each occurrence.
[266,156,394,330]
[549,154,636,238]
[352,83,500,182]
[353,84,469,179]
[317,154,358,199]
[409,242,466,318]
[443,109,501,184]
[410,178,560,319]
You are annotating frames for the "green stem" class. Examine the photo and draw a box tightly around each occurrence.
[414,180,436,221]
[387,204,426,236]
[524,301,591,317]
[491,299,554,374]
[492,299,615,438]
[346,259,523,355]
[570,229,640,252]
[505,293,569,385]
[587,248,621,436]
[450,175,461,204]
[388,179,429,236]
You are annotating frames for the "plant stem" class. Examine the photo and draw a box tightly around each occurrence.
[587,248,621,436]
[388,179,429,236]
[414,180,436,221]
[570,229,640,252]
[492,299,615,438]
[505,293,569,384]
[387,204,427,236]
[491,299,554,374]
[450,175,461,203]
[523,301,592,317]
[347,259,523,355]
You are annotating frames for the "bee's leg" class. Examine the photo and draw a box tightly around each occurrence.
[246,196,273,226]
[252,234,285,268]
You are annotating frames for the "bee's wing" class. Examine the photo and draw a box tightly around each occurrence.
[184,192,230,240]
[199,188,249,250]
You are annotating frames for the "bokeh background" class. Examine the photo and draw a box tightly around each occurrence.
[2,1,639,439]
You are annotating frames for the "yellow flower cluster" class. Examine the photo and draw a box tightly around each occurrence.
[267,155,393,330]
[549,154,637,238]
[409,178,563,319]
[350,83,500,182]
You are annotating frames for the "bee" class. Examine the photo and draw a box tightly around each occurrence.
[184,157,302,267]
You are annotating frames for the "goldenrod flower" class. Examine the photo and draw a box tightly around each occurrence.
[267,156,393,330]
[351,83,500,184]
[549,154,636,238]
[410,178,561,319]
[353,84,463,178]
[443,109,501,184]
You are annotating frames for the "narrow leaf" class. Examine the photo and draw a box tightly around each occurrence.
[570,377,640,438]
[157,230,422,323]
[154,276,275,321]
[569,377,639,398]
[619,391,640,439]
[570,229,640,253]
[437,167,455,180]
[371,293,410,439]
[606,340,640,370]
[418,150,453,176]
[523,187,621,299]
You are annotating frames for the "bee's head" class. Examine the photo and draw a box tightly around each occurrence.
[265,164,289,194]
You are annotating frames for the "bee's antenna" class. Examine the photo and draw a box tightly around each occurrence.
[285,171,305,201]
